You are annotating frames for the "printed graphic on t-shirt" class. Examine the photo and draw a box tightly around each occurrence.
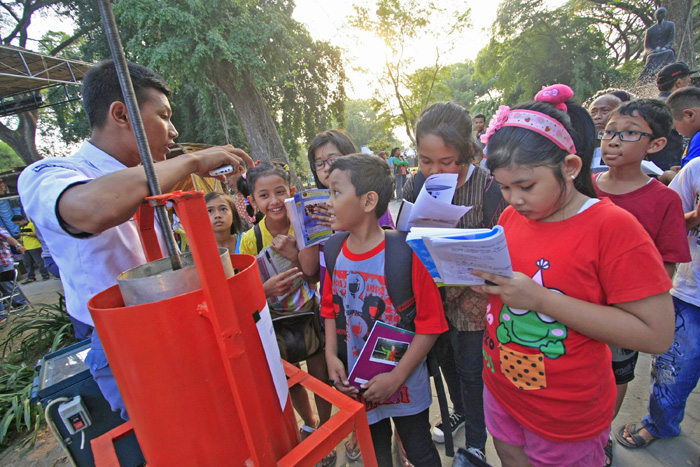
[486,258,569,390]
[332,269,400,360]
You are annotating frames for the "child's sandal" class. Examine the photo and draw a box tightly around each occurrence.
[344,432,362,461]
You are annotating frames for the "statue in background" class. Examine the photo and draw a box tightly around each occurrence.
[639,8,676,84]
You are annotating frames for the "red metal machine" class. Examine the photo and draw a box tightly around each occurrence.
[88,191,377,466]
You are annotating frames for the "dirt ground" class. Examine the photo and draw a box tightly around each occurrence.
[0,427,67,467]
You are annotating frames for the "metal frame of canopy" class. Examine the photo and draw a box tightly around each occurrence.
[0,44,92,117]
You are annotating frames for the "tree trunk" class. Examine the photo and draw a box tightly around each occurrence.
[663,0,695,67]
[0,109,41,165]
[211,69,300,188]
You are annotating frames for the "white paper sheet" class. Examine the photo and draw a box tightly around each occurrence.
[255,303,289,411]
[396,173,471,231]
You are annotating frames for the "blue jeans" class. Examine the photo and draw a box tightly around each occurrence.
[43,255,60,279]
[643,297,700,438]
[436,328,487,450]
[86,331,129,421]
[0,267,27,312]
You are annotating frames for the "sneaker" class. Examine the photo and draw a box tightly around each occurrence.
[42,276,50,281]
[432,411,466,443]
[21,278,35,284]
[466,446,487,463]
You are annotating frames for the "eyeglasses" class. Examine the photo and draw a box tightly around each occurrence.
[601,130,654,142]
[314,154,341,170]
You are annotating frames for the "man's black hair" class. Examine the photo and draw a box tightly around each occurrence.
[474,113,486,121]
[611,99,673,139]
[329,154,393,219]
[667,87,700,119]
[11,215,25,222]
[82,59,172,129]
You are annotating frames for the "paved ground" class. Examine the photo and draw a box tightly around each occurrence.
[4,220,700,466]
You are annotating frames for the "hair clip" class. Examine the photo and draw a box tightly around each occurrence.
[481,105,511,146]
[535,84,574,112]
[254,160,261,166]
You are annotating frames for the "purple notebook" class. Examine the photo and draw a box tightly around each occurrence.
[347,321,415,403]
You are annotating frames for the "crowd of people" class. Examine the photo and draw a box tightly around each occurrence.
[11,56,700,467]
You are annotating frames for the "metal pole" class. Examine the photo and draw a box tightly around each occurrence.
[96,0,182,270]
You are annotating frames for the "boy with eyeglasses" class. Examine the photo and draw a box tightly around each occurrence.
[592,98,690,463]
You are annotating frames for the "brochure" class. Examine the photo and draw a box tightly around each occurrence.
[396,173,471,231]
[347,321,415,403]
[284,189,333,250]
[256,246,304,300]
[406,225,513,286]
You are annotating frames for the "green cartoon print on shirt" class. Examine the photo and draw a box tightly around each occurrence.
[496,259,568,359]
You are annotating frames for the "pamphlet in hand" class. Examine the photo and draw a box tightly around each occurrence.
[396,173,471,231]
[284,189,333,250]
[256,246,304,300]
[406,225,513,286]
[347,321,414,403]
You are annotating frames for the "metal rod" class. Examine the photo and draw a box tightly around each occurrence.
[96,0,182,270]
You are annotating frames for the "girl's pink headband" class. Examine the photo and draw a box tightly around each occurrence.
[480,84,577,154]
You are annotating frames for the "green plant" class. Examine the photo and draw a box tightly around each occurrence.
[0,295,76,449]
[1,295,76,360]
[0,363,42,448]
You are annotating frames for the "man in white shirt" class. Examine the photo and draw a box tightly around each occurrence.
[19,60,252,419]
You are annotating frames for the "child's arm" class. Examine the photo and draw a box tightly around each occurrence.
[685,204,700,231]
[473,270,674,354]
[664,262,677,279]
[324,318,358,396]
[297,244,320,278]
[362,333,440,403]
[262,268,303,298]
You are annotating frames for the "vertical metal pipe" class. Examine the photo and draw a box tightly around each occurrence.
[96,0,182,270]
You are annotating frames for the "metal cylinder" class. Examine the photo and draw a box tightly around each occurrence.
[117,248,234,306]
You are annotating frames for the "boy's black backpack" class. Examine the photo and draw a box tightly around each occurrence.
[324,230,456,456]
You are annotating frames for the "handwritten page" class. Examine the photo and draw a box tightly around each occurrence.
[396,173,471,231]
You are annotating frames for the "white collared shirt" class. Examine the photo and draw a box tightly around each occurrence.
[18,141,164,326]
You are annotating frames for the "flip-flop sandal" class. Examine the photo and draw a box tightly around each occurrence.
[320,449,337,467]
[605,433,613,466]
[344,433,361,461]
[615,423,657,449]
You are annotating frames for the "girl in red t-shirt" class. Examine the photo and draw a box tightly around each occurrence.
[472,85,675,467]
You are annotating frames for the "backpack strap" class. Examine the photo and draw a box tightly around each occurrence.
[383,231,416,331]
[254,223,264,254]
[323,231,351,281]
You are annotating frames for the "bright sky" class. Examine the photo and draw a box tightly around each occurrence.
[293,0,499,100]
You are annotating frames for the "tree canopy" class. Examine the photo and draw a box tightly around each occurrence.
[350,0,470,145]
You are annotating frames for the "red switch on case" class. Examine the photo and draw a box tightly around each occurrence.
[70,415,85,430]
[58,396,92,435]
